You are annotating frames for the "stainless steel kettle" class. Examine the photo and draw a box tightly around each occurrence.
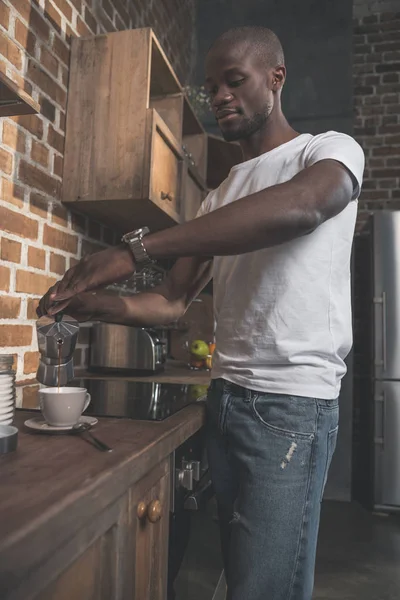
[36,314,79,387]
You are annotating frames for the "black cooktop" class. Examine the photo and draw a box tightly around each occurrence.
[70,378,208,421]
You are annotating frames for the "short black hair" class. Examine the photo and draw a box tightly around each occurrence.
[209,26,285,68]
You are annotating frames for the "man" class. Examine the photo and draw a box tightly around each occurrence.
[38,27,364,600]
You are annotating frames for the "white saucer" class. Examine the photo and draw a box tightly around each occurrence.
[24,415,98,434]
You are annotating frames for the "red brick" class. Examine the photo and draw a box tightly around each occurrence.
[51,201,69,227]
[19,160,61,198]
[30,5,50,42]
[0,147,13,175]
[22,384,40,408]
[14,18,36,55]
[0,237,22,263]
[43,224,78,253]
[0,30,22,69]
[16,270,56,294]
[372,168,400,178]
[98,10,114,33]
[0,324,32,346]
[102,0,113,19]
[61,65,68,87]
[2,121,26,154]
[53,154,63,177]
[27,298,39,320]
[29,192,48,218]
[0,264,10,291]
[50,252,66,274]
[0,1,10,29]
[0,297,21,318]
[24,351,39,374]
[77,15,91,36]
[84,5,97,32]
[52,34,70,66]
[11,114,43,138]
[28,245,46,269]
[44,0,62,33]
[1,178,24,208]
[47,124,64,153]
[31,140,49,168]
[27,60,66,108]
[40,96,56,122]
[0,205,38,239]
[40,45,58,77]
[53,0,72,21]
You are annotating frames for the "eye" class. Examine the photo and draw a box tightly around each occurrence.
[228,78,246,88]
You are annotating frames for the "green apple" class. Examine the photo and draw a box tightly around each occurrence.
[190,339,209,359]
[190,384,208,400]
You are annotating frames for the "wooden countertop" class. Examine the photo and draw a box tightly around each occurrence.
[0,404,205,596]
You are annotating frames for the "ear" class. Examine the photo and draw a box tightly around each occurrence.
[271,66,286,91]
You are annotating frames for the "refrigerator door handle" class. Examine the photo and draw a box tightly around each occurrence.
[374,392,385,448]
[374,292,387,373]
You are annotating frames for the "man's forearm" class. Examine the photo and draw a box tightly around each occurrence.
[92,291,183,327]
[142,160,352,260]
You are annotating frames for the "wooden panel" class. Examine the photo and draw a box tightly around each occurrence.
[130,461,170,600]
[36,535,106,600]
[63,29,151,205]
[0,72,40,117]
[182,165,207,222]
[183,133,208,180]
[149,110,183,221]
[150,33,182,96]
[149,93,184,142]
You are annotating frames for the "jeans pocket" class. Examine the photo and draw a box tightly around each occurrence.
[320,425,339,501]
[251,394,317,440]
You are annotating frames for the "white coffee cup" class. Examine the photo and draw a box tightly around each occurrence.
[39,387,91,427]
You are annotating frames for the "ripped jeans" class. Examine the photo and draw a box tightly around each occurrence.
[206,378,339,600]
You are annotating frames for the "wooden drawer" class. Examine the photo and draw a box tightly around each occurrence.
[147,109,183,224]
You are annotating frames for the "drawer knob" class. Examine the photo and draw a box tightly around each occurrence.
[137,501,147,519]
[137,499,162,523]
[161,191,173,202]
[147,499,162,523]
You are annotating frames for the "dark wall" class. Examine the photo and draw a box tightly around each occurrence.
[194,0,354,137]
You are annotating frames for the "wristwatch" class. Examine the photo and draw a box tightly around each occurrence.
[121,227,155,270]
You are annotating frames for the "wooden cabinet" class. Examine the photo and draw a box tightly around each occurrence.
[62,27,240,233]
[63,28,184,232]
[33,460,170,600]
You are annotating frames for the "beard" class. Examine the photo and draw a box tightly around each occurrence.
[219,101,273,142]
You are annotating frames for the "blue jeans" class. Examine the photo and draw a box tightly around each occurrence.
[206,378,339,600]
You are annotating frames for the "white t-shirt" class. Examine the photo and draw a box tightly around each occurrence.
[197,131,365,399]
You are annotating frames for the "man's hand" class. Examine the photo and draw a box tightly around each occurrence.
[37,290,128,323]
[38,244,136,317]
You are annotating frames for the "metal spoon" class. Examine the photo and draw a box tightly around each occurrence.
[72,422,112,452]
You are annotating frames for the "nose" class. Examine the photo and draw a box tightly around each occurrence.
[212,86,234,110]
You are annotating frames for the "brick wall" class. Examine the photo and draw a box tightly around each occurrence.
[353,9,400,231]
[0,0,196,384]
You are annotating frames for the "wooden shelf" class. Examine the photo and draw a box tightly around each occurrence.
[0,71,39,117]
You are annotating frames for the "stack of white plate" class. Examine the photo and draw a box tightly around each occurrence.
[0,374,15,426]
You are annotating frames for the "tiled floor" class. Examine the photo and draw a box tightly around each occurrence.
[174,500,400,599]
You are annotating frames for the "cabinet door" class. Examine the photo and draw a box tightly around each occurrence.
[148,109,183,225]
[182,167,207,222]
[130,460,170,600]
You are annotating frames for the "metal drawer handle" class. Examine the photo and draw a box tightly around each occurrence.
[161,191,173,202]
[373,292,387,372]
